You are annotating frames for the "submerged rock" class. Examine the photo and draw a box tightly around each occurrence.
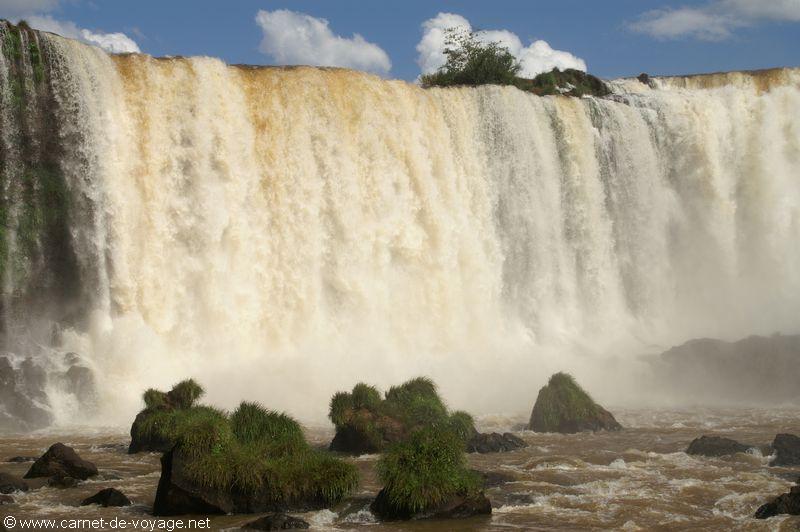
[6,456,36,463]
[242,513,310,530]
[371,488,492,520]
[81,488,132,507]
[686,436,752,457]
[466,432,526,454]
[0,494,14,504]
[24,443,98,480]
[755,483,800,519]
[0,472,29,494]
[48,474,79,488]
[528,373,622,433]
[770,433,800,466]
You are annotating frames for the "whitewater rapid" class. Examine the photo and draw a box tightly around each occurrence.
[2,24,799,425]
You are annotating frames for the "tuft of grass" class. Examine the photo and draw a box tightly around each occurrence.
[166,378,205,409]
[351,383,381,410]
[230,402,306,454]
[376,427,481,515]
[132,405,228,451]
[447,410,477,441]
[143,388,167,409]
[328,391,354,427]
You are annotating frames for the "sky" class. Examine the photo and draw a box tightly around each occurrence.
[1,0,799,80]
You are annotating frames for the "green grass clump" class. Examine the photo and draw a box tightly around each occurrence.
[376,427,481,515]
[132,404,228,450]
[230,402,306,455]
[166,378,204,409]
[515,68,610,97]
[143,388,167,409]
[529,372,602,431]
[328,377,477,453]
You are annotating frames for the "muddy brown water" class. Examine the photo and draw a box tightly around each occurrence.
[1,409,798,531]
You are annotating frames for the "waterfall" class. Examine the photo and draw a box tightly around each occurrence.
[1,22,799,426]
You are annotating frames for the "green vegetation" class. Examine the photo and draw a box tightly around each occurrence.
[420,27,609,97]
[528,372,621,433]
[329,377,477,453]
[421,28,520,88]
[133,381,358,507]
[376,427,481,516]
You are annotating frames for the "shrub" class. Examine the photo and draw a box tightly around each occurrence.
[376,427,481,515]
[421,28,521,88]
[166,378,205,409]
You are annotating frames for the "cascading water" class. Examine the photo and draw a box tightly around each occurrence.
[1,21,799,428]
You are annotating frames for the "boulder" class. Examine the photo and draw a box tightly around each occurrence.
[528,373,622,433]
[242,514,310,530]
[153,449,226,516]
[466,432,526,454]
[755,484,800,519]
[0,473,29,494]
[24,443,98,480]
[770,433,800,466]
[371,488,492,520]
[686,436,752,457]
[48,474,79,488]
[0,355,53,431]
[81,488,132,507]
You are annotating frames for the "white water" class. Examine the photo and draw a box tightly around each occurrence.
[14,33,800,424]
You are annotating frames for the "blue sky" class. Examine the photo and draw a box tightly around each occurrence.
[2,0,799,80]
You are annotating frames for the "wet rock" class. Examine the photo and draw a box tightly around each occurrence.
[6,456,36,463]
[528,373,622,433]
[81,488,132,507]
[0,494,14,504]
[370,488,491,521]
[24,443,98,480]
[0,473,29,494]
[467,432,526,454]
[0,356,53,431]
[770,433,800,466]
[242,513,310,530]
[478,470,518,488]
[62,365,95,404]
[637,73,654,87]
[152,449,226,516]
[686,435,752,457]
[48,474,79,488]
[755,484,800,519]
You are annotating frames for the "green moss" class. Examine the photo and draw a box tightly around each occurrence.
[517,68,610,97]
[530,372,600,431]
[376,427,481,515]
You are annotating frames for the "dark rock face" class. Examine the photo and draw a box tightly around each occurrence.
[154,448,336,516]
[24,443,98,480]
[242,514,310,530]
[637,73,653,86]
[770,433,800,466]
[686,436,752,457]
[81,488,132,507]
[0,355,52,431]
[0,473,29,494]
[528,373,622,433]
[0,494,14,505]
[370,488,492,521]
[755,484,800,519]
[466,432,526,454]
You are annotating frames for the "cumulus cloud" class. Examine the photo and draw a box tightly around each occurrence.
[27,15,140,53]
[630,0,800,40]
[255,9,391,75]
[416,12,586,78]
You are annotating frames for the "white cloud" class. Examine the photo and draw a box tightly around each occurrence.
[630,0,800,40]
[416,12,587,78]
[25,15,140,53]
[255,9,391,75]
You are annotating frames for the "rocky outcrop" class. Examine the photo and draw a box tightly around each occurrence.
[770,433,800,466]
[686,436,752,457]
[655,334,800,404]
[81,488,132,507]
[24,443,98,480]
[242,514,310,530]
[0,473,29,494]
[466,432,526,454]
[528,373,622,433]
[370,488,491,520]
[755,482,800,519]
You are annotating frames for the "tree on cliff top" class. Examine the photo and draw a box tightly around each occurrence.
[421,28,521,88]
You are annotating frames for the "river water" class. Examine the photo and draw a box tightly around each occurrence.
[1,408,798,531]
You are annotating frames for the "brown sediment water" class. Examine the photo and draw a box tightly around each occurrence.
[1,408,798,530]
